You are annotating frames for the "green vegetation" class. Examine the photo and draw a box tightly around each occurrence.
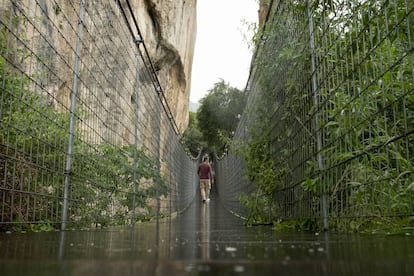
[188,79,246,156]
[235,0,414,232]
[0,25,165,231]
[182,112,204,156]
[69,143,167,227]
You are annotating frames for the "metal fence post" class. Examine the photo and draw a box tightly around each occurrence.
[132,51,141,224]
[61,0,85,231]
[156,88,162,219]
[306,0,328,230]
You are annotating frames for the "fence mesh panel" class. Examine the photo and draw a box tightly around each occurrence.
[0,0,197,230]
[217,0,413,229]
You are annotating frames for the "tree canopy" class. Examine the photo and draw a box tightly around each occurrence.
[182,111,204,156]
[196,79,246,155]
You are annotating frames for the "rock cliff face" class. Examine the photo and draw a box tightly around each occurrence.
[0,0,196,133]
[136,0,197,131]
[258,0,269,27]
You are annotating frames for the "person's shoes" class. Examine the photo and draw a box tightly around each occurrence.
[202,199,206,203]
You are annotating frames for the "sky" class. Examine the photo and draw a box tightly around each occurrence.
[189,0,259,103]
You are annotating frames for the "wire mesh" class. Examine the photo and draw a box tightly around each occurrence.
[0,0,197,230]
[217,0,414,228]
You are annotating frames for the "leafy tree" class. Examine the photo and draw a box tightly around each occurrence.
[197,79,246,155]
[182,112,204,156]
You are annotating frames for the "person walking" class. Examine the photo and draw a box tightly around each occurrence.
[197,156,212,203]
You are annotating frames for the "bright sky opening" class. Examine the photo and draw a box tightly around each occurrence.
[190,0,259,103]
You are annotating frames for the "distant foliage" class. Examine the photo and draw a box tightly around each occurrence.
[197,80,246,155]
[182,112,205,156]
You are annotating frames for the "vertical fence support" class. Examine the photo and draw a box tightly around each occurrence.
[306,0,328,231]
[169,153,172,215]
[132,52,141,225]
[156,88,162,219]
[61,0,85,231]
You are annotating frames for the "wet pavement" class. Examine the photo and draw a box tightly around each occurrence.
[1,192,414,275]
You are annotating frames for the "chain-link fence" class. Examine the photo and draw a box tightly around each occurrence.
[217,0,413,230]
[0,0,198,230]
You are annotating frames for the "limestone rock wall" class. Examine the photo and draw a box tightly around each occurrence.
[0,0,196,134]
[135,0,197,131]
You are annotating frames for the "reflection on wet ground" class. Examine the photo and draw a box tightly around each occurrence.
[1,192,414,275]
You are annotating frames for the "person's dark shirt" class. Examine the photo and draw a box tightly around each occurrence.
[197,162,211,180]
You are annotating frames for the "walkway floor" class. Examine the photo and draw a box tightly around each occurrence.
[1,191,414,275]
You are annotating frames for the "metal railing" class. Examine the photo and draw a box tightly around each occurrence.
[0,0,198,230]
[217,0,413,230]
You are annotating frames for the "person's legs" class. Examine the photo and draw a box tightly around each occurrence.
[205,180,211,200]
[199,179,208,202]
